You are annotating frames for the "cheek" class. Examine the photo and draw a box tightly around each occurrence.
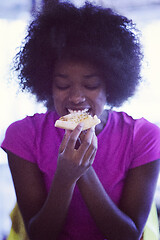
[52,89,69,115]
[96,91,107,112]
[52,91,63,111]
[96,90,107,104]
[53,86,63,100]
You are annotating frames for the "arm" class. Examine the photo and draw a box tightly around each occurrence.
[7,124,96,240]
[7,151,76,240]
[77,160,160,240]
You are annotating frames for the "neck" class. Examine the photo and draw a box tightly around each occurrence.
[95,109,109,136]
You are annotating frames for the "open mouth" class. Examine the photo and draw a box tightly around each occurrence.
[68,108,90,114]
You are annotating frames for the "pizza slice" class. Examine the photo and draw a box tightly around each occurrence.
[55,109,101,131]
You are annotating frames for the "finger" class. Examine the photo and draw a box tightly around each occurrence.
[59,130,71,153]
[79,130,87,143]
[78,127,95,161]
[65,123,83,153]
[81,132,97,166]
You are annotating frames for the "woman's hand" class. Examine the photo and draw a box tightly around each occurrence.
[56,123,98,184]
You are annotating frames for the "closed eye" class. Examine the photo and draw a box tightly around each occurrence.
[84,84,100,90]
[55,85,70,90]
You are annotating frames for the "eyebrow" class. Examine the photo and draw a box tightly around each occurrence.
[54,73,100,79]
[83,74,100,79]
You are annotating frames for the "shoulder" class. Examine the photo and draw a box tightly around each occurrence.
[1,111,60,160]
[5,111,57,134]
[107,111,136,132]
[133,117,160,155]
[110,111,160,136]
[109,111,160,163]
[2,111,60,147]
[127,115,160,168]
[109,111,135,125]
[133,117,160,140]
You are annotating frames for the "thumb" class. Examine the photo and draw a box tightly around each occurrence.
[59,130,71,153]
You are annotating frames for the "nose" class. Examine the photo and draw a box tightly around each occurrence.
[69,87,85,104]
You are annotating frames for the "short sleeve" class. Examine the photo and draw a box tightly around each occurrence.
[130,118,160,168]
[1,116,37,163]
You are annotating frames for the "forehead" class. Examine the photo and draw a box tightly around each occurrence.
[54,60,100,75]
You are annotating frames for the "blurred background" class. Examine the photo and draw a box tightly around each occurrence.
[0,0,160,239]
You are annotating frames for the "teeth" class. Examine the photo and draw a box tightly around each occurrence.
[68,108,89,114]
[83,108,89,113]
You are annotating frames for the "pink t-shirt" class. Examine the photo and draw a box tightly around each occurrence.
[1,111,160,240]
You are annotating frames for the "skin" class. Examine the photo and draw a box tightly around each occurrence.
[7,61,160,240]
[52,60,108,135]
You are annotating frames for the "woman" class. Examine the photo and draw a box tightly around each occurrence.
[1,1,160,240]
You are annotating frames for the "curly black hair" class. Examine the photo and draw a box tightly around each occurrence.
[14,1,143,109]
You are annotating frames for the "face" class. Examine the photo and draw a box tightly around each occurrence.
[52,60,107,120]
